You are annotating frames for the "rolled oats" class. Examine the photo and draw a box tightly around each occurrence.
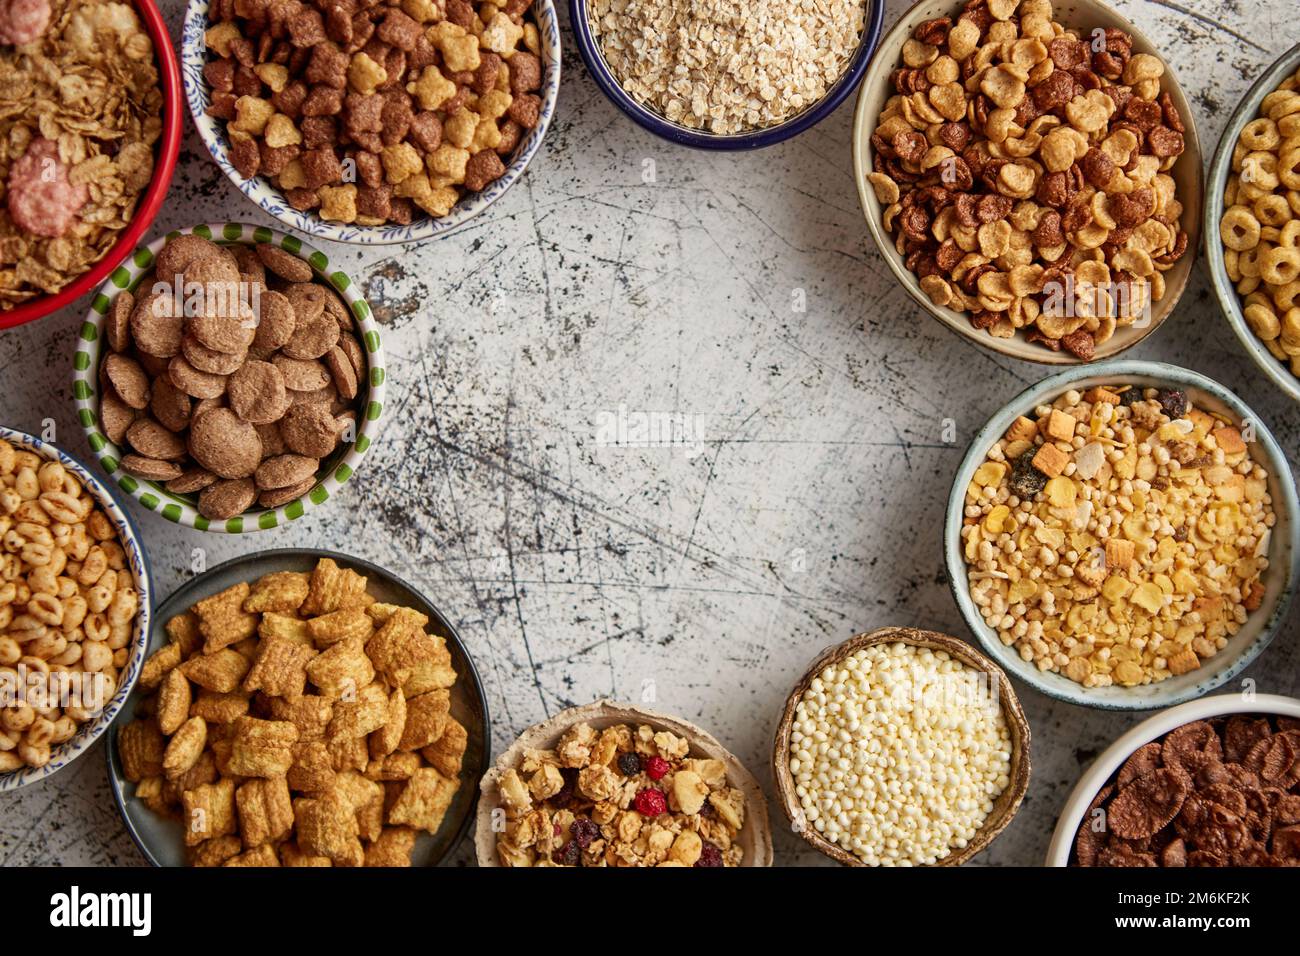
[0,0,163,309]
[587,0,866,135]
[961,383,1276,688]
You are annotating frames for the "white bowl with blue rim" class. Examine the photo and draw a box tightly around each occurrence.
[72,222,386,534]
[180,0,561,244]
[0,426,152,792]
[1204,41,1300,405]
[944,360,1299,710]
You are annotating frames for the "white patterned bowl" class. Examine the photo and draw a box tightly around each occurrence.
[72,222,387,534]
[0,427,152,792]
[180,0,561,245]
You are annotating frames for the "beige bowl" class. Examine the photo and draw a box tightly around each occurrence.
[852,0,1203,364]
[772,626,1031,866]
[475,699,774,866]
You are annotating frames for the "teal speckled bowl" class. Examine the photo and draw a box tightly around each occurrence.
[72,222,386,533]
[1204,41,1300,405]
[944,360,1299,710]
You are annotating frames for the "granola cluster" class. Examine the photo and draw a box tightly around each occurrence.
[867,0,1190,358]
[0,0,164,309]
[119,557,468,866]
[494,721,746,867]
[1073,715,1300,867]
[961,384,1276,688]
[202,0,545,226]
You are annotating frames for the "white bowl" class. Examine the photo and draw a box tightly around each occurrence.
[1044,692,1300,865]
[944,360,1299,709]
[0,427,152,791]
[180,0,561,245]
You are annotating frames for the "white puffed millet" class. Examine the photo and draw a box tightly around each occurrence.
[788,642,1013,866]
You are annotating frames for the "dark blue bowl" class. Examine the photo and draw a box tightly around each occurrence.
[570,0,885,150]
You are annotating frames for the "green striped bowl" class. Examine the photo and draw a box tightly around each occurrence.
[72,222,386,533]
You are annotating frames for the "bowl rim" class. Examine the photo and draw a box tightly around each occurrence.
[0,0,183,331]
[474,698,775,866]
[771,625,1031,866]
[179,0,562,245]
[103,547,491,866]
[851,0,1204,365]
[943,358,1300,710]
[0,427,153,792]
[1043,692,1300,865]
[1202,40,1300,405]
[568,0,884,150]
[71,221,387,534]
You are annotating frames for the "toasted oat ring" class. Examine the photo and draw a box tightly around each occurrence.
[1260,246,1300,286]
[1221,206,1262,251]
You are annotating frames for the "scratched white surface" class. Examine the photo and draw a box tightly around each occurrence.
[2,0,1298,867]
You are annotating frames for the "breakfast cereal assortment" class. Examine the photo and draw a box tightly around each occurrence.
[787,641,1013,866]
[1072,715,1300,867]
[200,0,545,225]
[587,0,866,135]
[118,557,468,866]
[0,0,163,308]
[961,383,1275,688]
[492,720,748,866]
[1219,63,1300,377]
[867,0,1190,358]
[98,233,365,520]
[0,437,141,771]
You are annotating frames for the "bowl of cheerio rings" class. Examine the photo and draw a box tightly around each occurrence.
[853,0,1201,363]
[72,222,386,533]
[0,426,151,790]
[0,0,181,328]
[945,360,1299,710]
[1205,41,1300,404]
[570,0,884,148]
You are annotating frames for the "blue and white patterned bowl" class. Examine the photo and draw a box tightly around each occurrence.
[0,427,152,792]
[180,0,561,244]
[72,222,387,534]
[944,360,1299,711]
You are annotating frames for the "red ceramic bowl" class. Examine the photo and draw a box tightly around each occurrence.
[0,0,182,331]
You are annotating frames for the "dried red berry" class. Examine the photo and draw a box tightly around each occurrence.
[695,843,724,867]
[571,817,600,849]
[644,756,669,780]
[617,752,642,776]
[635,788,667,817]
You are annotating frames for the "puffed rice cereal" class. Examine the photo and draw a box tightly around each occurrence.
[788,641,1012,866]
[0,436,141,772]
[961,384,1276,688]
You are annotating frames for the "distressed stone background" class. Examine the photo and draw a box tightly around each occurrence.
[2,0,1298,867]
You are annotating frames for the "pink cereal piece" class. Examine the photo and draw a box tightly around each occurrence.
[0,0,51,46]
[6,137,88,238]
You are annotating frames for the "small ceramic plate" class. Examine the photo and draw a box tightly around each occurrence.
[944,360,1299,710]
[72,222,386,533]
[1044,692,1300,865]
[180,0,562,244]
[105,549,489,866]
[1203,41,1300,405]
[0,427,152,792]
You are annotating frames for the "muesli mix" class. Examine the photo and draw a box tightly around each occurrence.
[961,383,1275,688]
[0,437,142,771]
[867,0,1190,358]
[587,0,866,135]
[98,233,366,521]
[1219,63,1300,376]
[493,720,747,866]
[0,0,164,308]
[201,0,545,225]
[1073,715,1300,867]
[787,641,1013,866]
[120,557,468,866]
